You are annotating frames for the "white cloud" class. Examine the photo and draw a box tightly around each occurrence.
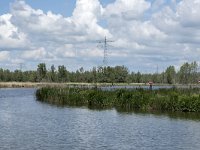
[0,51,10,61]
[177,0,200,27]
[71,0,111,40]
[6,0,112,66]
[0,13,27,49]
[21,47,47,60]
[151,0,165,11]
[72,0,102,24]
[80,48,103,57]
[105,0,150,20]
[55,44,76,58]
[0,0,200,71]
[10,0,110,44]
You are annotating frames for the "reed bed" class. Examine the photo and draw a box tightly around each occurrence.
[36,87,200,112]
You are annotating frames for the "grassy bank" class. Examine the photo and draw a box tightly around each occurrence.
[1,81,200,88]
[0,82,146,88]
[0,82,117,88]
[36,87,200,112]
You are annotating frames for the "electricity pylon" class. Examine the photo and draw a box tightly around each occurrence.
[97,36,114,66]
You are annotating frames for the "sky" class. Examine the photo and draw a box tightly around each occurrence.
[0,0,200,72]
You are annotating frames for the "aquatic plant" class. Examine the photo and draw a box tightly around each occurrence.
[36,87,200,112]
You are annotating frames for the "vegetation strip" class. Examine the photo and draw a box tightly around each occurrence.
[36,87,200,112]
[0,61,199,85]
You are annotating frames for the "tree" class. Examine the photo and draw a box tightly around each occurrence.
[0,68,4,81]
[178,62,198,84]
[114,66,129,83]
[4,69,12,81]
[190,61,198,83]
[92,67,98,88]
[37,63,47,82]
[13,70,23,82]
[178,62,190,84]
[28,71,37,82]
[165,66,176,84]
[50,65,56,82]
[136,71,142,83]
[58,65,67,82]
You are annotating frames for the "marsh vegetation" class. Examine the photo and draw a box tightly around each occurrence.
[36,87,200,112]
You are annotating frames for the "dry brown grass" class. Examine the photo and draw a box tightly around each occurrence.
[0,82,109,88]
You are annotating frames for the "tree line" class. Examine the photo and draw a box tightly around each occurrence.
[0,61,199,84]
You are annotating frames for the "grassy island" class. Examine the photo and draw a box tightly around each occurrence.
[36,87,200,112]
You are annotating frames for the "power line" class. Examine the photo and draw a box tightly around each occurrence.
[97,36,114,66]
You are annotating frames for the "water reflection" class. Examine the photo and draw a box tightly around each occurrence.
[115,108,200,121]
[1,88,200,150]
[39,100,200,121]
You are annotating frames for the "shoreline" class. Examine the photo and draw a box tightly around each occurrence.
[0,82,200,88]
[0,82,155,88]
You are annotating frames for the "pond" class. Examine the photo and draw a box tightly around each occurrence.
[0,88,200,150]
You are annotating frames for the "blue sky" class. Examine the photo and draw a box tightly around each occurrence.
[0,0,116,16]
[0,0,200,72]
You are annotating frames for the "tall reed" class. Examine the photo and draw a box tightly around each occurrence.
[36,87,200,112]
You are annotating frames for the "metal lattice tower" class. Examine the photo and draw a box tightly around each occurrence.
[98,36,114,66]
[19,63,25,71]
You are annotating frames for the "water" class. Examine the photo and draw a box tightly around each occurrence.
[100,85,174,90]
[0,88,200,150]
[100,85,200,91]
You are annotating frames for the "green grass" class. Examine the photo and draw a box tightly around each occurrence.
[36,87,200,112]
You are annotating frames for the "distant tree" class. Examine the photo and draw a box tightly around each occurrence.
[50,65,56,82]
[92,67,97,88]
[37,63,47,82]
[28,71,37,82]
[77,67,85,82]
[127,72,135,83]
[152,74,158,83]
[165,66,176,84]
[190,61,198,83]
[97,66,104,82]
[136,71,142,83]
[0,68,4,81]
[178,62,190,84]
[114,66,129,83]
[0,62,199,84]
[58,65,67,82]
[79,67,84,73]
[4,69,12,82]
[107,67,115,83]
[13,70,23,82]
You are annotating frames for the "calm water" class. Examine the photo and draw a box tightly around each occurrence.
[1,88,200,150]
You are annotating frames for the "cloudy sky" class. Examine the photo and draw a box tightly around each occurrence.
[0,0,200,72]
